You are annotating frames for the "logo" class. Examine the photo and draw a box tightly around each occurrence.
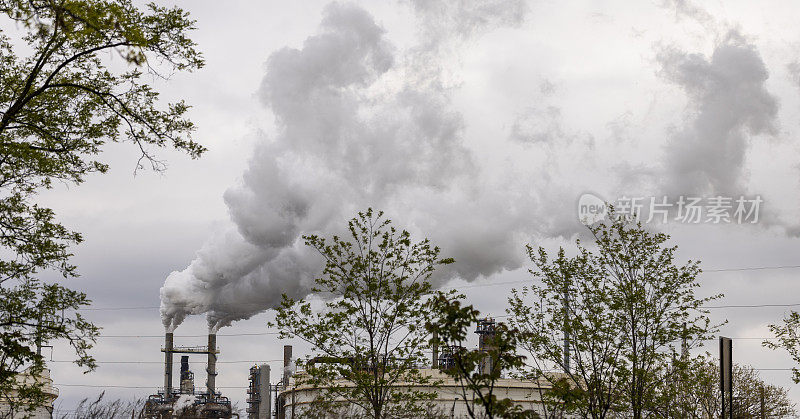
[577,193,607,226]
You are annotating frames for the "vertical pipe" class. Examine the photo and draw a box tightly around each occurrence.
[164,333,174,400]
[283,345,292,387]
[207,333,217,398]
[432,330,439,369]
[259,365,271,419]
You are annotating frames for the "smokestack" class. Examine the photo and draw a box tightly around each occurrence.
[283,345,292,387]
[259,364,271,419]
[180,355,193,394]
[164,332,174,400]
[206,334,217,398]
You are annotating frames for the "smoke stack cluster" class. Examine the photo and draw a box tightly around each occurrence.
[162,333,218,400]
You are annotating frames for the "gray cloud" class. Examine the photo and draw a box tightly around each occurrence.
[404,0,528,42]
[660,0,715,28]
[657,29,778,197]
[510,105,565,144]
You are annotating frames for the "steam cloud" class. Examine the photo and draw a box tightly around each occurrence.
[656,29,778,198]
[160,1,535,331]
[160,2,793,332]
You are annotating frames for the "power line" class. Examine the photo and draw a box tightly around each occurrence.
[54,384,248,389]
[49,359,283,364]
[77,264,800,312]
[704,265,800,272]
[51,366,800,390]
[705,303,800,309]
[98,332,280,338]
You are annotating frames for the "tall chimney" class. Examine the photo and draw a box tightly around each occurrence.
[180,355,194,394]
[258,364,271,419]
[164,333,174,400]
[283,345,292,387]
[206,334,217,398]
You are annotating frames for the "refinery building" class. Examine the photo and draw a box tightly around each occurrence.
[143,319,559,418]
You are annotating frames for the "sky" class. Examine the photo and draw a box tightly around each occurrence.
[28,0,800,413]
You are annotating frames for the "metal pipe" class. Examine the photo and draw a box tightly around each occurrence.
[283,345,292,387]
[207,333,217,398]
[259,364,271,419]
[164,332,173,400]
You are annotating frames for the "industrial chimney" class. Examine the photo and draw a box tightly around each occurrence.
[206,334,217,398]
[180,355,194,394]
[283,345,292,387]
[164,332,174,400]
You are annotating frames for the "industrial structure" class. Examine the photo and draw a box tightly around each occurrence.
[144,333,234,418]
[246,364,271,418]
[264,318,559,418]
[0,367,59,418]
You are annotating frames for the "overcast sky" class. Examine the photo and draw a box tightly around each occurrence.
[34,0,800,412]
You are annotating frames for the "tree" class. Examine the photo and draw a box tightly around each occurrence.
[273,209,454,419]
[655,356,796,418]
[508,210,720,418]
[724,363,796,418]
[0,0,204,411]
[764,311,800,384]
[426,292,539,419]
[509,245,622,419]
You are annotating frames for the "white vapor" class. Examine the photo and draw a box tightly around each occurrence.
[160,1,535,332]
[160,2,796,333]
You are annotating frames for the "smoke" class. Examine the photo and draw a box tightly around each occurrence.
[656,29,778,198]
[660,0,715,28]
[160,3,794,333]
[160,1,535,332]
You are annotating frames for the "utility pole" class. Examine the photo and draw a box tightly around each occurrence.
[562,277,570,374]
[760,385,766,419]
[720,337,733,419]
[681,323,687,418]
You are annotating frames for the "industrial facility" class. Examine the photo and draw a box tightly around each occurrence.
[140,319,561,418]
[0,366,58,418]
[242,318,558,419]
[144,333,234,418]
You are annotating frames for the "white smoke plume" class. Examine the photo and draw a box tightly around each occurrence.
[160,3,793,333]
[656,29,778,198]
[160,1,537,332]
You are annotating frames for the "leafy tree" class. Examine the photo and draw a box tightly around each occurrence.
[426,292,539,419]
[509,245,622,419]
[273,209,454,419]
[724,363,796,418]
[764,311,800,384]
[508,210,720,418]
[655,355,796,418]
[0,0,204,411]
